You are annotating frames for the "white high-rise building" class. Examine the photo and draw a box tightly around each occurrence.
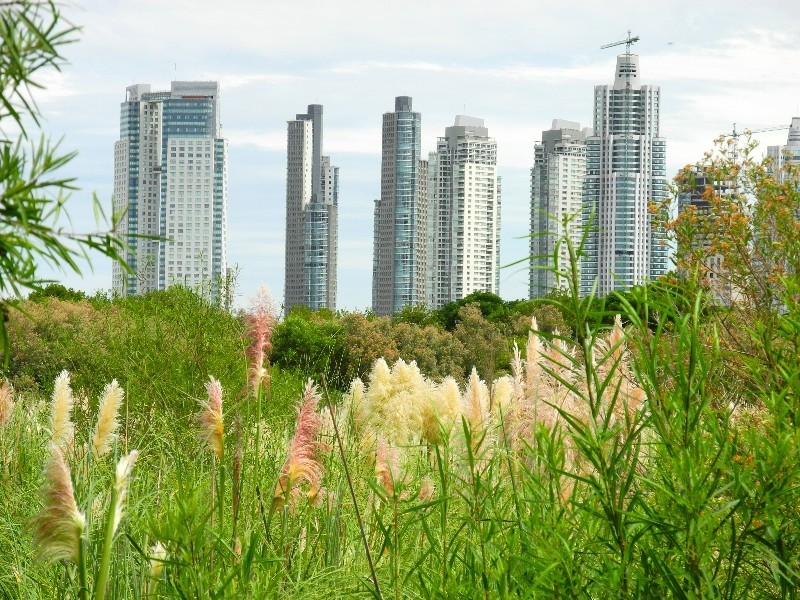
[427,116,500,308]
[767,117,800,184]
[284,104,338,312]
[581,54,668,296]
[113,82,227,300]
[530,120,589,298]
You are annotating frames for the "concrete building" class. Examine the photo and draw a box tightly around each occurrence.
[113,81,227,300]
[427,116,501,308]
[767,117,800,184]
[372,96,425,315]
[530,120,589,297]
[580,54,668,296]
[676,166,741,305]
[284,104,338,312]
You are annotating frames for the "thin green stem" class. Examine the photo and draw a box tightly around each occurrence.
[77,529,89,600]
[320,374,382,599]
[94,484,118,600]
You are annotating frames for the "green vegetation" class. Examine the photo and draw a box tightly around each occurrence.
[0,1,127,362]
[3,2,800,598]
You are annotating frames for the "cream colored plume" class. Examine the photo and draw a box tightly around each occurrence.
[149,541,167,579]
[33,447,86,563]
[360,358,430,445]
[491,375,515,417]
[462,368,490,434]
[420,376,460,445]
[92,380,124,458]
[113,449,139,533]
[525,317,543,400]
[50,370,75,451]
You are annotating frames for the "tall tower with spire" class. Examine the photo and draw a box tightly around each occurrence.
[580,48,668,296]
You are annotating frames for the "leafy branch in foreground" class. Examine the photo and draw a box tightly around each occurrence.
[0,1,131,364]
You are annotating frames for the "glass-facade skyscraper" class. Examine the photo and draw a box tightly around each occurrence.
[112,81,227,300]
[284,104,338,312]
[372,96,426,315]
[581,54,667,296]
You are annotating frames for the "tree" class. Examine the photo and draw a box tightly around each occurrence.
[0,1,128,363]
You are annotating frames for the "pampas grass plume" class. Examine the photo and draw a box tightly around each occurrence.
[273,380,323,510]
[245,285,276,395]
[92,380,124,458]
[113,449,139,533]
[149,541,167,579]
[462,368,490,433]
[0,379,14,428]
[50,370,75,451]
[33,447,85,563]
[375,436,400,497]
[197,376,224,460]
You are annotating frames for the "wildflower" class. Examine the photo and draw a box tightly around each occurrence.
[92,380,124,458]
[50,370,75,451]
[245,285,276,396]
[0,380,14,428]
[33,447,85,563]
[113,450,139,533]
[197,376,224,460]
[274,380,323,510]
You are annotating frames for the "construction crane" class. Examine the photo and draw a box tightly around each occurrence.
[600,30,640,55]
[725,123,789,141]
[723,123,790,162]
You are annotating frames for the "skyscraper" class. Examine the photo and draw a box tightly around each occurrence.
[113,81,227,300]
[372,96,425,316]
[530,120,588,298]
[284,104,338,312]
[580,54,668,296]
[767,117,800,184]
[427,116,501,308]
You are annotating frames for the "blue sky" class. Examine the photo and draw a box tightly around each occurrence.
[34,0,800,311]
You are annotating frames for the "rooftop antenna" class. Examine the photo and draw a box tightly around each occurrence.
[600,30,640,56]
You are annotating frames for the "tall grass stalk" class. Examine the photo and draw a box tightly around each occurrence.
[321,375,382,599]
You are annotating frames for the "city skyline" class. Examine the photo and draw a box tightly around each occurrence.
[32,0,800,310]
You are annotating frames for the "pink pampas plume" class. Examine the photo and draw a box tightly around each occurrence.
[273,380,324,510]
[244,285,276,396]
[197,376,224,460]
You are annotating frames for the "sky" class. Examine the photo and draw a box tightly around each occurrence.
[32,0,800,312]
